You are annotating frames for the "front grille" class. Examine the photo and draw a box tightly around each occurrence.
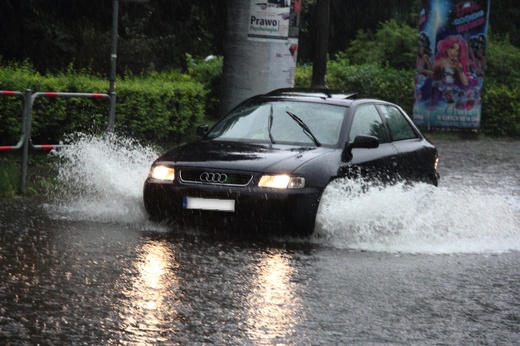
[179,169,253,186]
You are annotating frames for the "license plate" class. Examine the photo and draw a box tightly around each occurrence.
[182,196,235,212]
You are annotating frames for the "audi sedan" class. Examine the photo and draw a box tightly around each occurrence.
[143,88,439,235]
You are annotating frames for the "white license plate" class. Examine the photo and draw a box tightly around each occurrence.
[182,196,235,212]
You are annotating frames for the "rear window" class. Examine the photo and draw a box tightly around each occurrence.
[349,104,389,143]
[378,105,418,141]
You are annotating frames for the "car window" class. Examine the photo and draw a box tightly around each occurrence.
[349,104,389,143]
[208,103,269,140]
[207,101,346,146]
[378,105,418,141]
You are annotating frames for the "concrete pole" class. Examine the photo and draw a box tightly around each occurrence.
[220,1,300,117]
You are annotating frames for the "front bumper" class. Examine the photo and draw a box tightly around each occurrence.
[143,180,322,234]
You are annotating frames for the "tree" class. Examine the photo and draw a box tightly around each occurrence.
[347,19,417,70]
[311,0,330,88]
[0,0,227,74]
[0,0,519,75]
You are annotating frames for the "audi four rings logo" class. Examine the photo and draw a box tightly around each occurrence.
[200,172,228,183]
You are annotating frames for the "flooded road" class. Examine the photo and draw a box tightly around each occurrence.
[1,138,519,344]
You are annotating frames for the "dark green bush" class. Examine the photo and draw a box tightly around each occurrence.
[114,74,206,143]
[481,81,520,137]
[486,35,520,86]
[296,60,415,114]
[347,19,417,71]
[0,61,42,143]
[0,62,207,146]
[187,54,223,119]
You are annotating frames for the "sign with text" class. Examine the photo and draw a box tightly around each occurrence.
[247,0,291,42]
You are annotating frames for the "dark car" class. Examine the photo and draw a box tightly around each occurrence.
[143,88,439,235]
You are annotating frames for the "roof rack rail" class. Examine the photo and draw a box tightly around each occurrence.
[340,93,358,99]
[266,88,357,100]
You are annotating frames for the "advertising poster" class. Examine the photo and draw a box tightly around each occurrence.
[248,0,291,42]
[248,0,301,90]
[413,0,490,130]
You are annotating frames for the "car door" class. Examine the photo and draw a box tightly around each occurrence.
[377,104,435,183]
[340,103,399,182]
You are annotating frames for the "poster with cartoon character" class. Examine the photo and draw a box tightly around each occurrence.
[413,0,490,130]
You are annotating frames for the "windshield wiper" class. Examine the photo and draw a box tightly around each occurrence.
[267,104,276,144]
[285,111,321,147]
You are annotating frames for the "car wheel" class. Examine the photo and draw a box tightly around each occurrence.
[145,204,167,222]
[288,210,317,236]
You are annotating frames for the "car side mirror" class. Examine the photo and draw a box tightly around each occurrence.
[341,135,379,161]
[196,125,209,137]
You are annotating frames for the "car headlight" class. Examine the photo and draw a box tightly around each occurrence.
[258,174,305,189]
[149,165,175,181]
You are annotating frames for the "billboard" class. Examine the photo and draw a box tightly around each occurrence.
[413,0,490,130]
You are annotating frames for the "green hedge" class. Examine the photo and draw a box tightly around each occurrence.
[0,62,207,146]
[296,60,520,138]
[481,81,520,137]
[114,74,206,143]
[1,57,519,146]
[296,62,415,112]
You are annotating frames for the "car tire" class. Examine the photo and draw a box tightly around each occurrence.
[288,211,317,236]
[145,204,167,222]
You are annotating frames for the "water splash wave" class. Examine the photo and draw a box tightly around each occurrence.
[49,133,158,223]
[48,134,520,254]
[313,178,520,254]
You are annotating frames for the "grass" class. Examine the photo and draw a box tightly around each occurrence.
[0,157,19,197]
[0,152,59,197]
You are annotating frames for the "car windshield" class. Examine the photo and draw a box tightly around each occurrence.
[206,101,346,147]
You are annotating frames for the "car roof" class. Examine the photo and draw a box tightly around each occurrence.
[253,88,391,108]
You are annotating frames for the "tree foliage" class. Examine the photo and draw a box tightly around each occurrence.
[347,19,417,70]
[340,18,520,87]
[486,35,520,86]
[1,0,518,75]
[0,0,227,75]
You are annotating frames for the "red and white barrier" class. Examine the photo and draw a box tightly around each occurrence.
[1,89,111,194]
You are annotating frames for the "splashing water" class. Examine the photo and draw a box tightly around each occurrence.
[314,178,520,254]
[49,133,159,223]
[49,135,520,254]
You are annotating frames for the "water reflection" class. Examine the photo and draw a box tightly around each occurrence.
[245,251,303,343]
[116,239,179,343]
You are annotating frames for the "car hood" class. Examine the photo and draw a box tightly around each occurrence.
[155,140,336,173]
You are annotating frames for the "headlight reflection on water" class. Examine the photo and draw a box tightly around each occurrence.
[245,252,304,342]
[116,240,179,343]
[110,240,306,343]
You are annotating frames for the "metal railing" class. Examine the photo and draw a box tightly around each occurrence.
[0,90,27,152]
[1,89,111,194]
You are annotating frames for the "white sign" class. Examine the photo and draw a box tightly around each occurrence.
[248,0,290,42]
